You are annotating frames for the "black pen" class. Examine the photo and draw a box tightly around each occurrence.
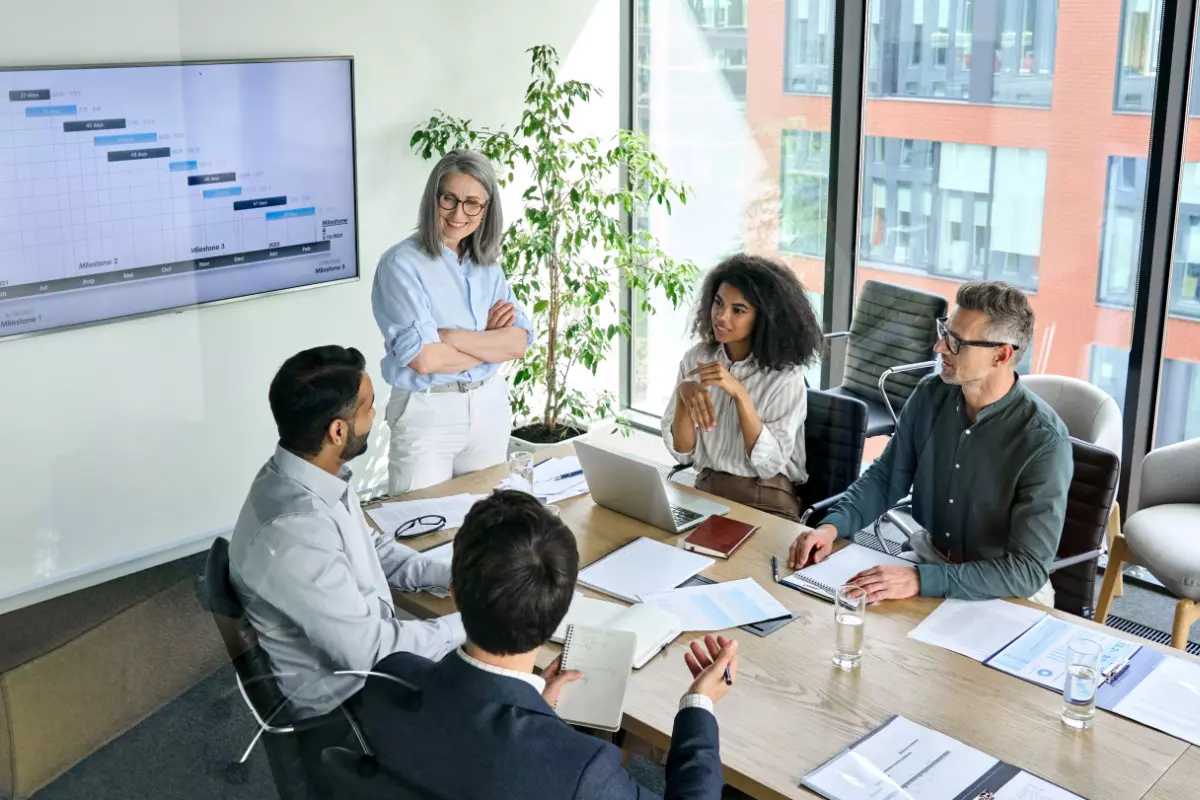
[771,555,780,583]
[722,665,732,685]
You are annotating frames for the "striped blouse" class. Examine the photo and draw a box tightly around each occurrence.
[661,342,808,484]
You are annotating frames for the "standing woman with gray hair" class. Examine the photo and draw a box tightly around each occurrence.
[372,150,532,495]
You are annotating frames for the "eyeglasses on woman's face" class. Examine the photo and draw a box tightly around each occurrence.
[437,192,486,217]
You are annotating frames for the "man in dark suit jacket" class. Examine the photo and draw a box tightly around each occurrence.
[358,490,737,800]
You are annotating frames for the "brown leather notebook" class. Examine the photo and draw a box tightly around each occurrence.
[682,516,759,559]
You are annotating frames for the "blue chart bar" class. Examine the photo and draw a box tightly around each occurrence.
[169,161,198,171]
[94,132,158,146]
[265,206,316,221]
[203,187,242,199]
[233,195,286,211]
[26,105,77,117]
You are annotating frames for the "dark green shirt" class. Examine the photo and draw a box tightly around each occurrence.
[823,374,1073,600]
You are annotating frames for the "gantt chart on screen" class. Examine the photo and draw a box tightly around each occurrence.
[0,59,357,338]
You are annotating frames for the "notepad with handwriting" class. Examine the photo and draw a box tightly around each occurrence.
[551,594,681,668]
[554,624,637,732]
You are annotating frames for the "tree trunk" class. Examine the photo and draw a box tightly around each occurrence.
[542,254,561,433]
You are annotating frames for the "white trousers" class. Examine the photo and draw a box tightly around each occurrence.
[385,377,512,496]
[908,528,1057,608]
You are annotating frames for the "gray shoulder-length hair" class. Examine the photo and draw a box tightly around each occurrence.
[417,149,505,265]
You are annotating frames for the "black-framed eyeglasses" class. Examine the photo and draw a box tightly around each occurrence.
[437,192,487,217]
[936,317,1019,356]
[394,514,447,540]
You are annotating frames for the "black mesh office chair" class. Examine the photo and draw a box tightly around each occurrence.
[825,280,948,438]
[668,387,868,525]
[322,747,450,800]
[199,538,372,799]
[869,437,1119,616]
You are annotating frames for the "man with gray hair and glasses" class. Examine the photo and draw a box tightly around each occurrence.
[788,281,1072,606]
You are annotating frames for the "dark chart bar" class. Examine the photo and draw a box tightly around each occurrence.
[0,240,332,302]
[8,89,50,101]
[187,172,237,186]
[107,147,172,162]
[64,118,126,132]
[233,196,287,211]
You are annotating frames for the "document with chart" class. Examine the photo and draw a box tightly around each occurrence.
[984,616,1140,692]
[0,60,357,339]
[802,716,1083,800]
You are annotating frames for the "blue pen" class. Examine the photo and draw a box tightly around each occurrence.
[723,665,732,685]
[550,469,584,481]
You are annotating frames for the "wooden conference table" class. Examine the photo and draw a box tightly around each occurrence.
[368,437,1200,800]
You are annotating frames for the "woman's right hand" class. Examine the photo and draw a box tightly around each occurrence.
[677,381,716,432]
[486,300,516,330]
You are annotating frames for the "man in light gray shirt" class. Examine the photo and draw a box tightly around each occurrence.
[229,345,464,725]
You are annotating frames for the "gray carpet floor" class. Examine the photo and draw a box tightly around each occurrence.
[30,576,1191,800]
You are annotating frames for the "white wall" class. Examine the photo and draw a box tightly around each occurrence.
[0,0,621,613]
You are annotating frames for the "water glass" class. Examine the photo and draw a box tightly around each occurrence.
[1062,637,1102,729]
[508,451,535,495]
[833,584,867,670]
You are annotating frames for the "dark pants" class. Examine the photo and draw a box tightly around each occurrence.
[695,469,802,522]
[276,691,366,800]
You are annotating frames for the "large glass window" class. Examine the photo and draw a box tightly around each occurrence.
[1090,346,1200,449]
[632,0,827,418]
[1099,157,1200,319]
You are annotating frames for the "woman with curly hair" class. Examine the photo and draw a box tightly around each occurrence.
[661,254,823,521]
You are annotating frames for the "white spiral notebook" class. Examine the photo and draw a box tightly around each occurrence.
[553,624,638,732]
[551,594,682,668]
[780,543,913,601]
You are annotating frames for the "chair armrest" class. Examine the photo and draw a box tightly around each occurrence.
[1050,550,1102,573]
[667,463,693,480]
[878,360,940,423]
[800,492,845,526]
[824,330,852,341]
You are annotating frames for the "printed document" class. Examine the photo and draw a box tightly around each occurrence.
[908,599,1047,662]
[640,578,790,632]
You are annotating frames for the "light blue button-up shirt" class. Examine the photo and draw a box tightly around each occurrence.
[371,234,534,391]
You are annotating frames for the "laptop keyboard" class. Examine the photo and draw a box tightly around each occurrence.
[670,506,703,526]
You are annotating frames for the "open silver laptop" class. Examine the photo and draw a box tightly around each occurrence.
[574,440,728,533]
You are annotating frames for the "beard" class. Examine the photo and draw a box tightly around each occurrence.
[340,421,370,461]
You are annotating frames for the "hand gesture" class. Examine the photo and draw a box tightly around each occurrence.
[687,361,746,400]
[787,525,838,570]
[541,655,582,707]
[850,565,920,603]
[487,300,516,330]
[683,634,739,705]
[677,381,716,432]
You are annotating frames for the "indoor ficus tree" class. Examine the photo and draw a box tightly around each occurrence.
[410,45,697,443]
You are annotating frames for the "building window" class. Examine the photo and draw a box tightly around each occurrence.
[786,0,834,94]
[857,136,1044,289]
[1115,0,1200,113]
[780,130,830,257]
[860,0,1056,107]
[1090,346,1200,448]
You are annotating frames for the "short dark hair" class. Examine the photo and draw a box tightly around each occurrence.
[452,491,579,655]
[955,281,1035,352]
[691,253,823,370]
[268,346,366,457]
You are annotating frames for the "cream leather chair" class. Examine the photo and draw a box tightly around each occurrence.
[1096,438,1200,649]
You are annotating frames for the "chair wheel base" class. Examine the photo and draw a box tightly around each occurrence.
[224,761,250,784]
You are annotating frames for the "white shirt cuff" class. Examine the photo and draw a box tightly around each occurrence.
[679,693,714,714]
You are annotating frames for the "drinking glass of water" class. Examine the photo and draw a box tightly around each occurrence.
[1062,637,1102,729]
[508,451,535,495]
[833,584,867,669]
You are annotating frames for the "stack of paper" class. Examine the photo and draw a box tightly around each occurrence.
[497,456,589,503]
[366,494,486,538]
[641,578,791,632]
[577,537,714,603]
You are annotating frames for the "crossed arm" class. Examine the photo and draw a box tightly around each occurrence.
[408,301,528,374]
